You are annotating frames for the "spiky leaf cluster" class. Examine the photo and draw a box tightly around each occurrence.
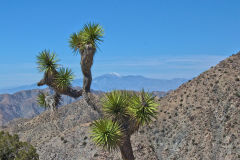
[81,23,104,48]
[91,119,123,151]
[69,32,84,53]
[128,90,158,125]
[69,23,104,53]
[36,50,59,73]
[37,92,48,109]
[54,68,74,90]
[102,90,129,119]
[101,90,158,125]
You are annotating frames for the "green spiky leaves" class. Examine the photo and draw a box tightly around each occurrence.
[81,23,104,47]
[91,119,123,151]
[101,90,158,125]
[69,32,84,53]
[102,90,129,119]
[69,23,104,53]
[36,50,59,73]
[91,90,158,152]
[36,49,75,91]
[37,92,48,109]
[128,90,158,125]
[54,68,74,90]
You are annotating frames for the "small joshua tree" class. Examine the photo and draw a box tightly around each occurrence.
[91,90,158,160]
[37,91,61,118]
[36,50,77,115]
[36,23,104,111]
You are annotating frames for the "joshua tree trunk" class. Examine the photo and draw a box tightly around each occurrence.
[82,68,92,93]
[119,135,135,160]
[81,44,95,93]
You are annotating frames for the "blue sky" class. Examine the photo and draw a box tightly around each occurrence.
[0,0,240,88]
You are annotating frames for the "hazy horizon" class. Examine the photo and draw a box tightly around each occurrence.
[0,73,189,89]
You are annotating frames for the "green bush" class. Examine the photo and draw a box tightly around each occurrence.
[0,131,39,160]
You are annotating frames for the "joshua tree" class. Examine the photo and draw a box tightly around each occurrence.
[69,23,104,94]
[37,91,61,116]
[91,90,158,160]
[36,23,104,110]
[36,23,104,112]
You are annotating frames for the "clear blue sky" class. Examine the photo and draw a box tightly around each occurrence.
[0,0,240,88]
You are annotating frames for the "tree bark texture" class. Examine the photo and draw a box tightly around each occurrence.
[119,135,135,160]
[81,44,95,93]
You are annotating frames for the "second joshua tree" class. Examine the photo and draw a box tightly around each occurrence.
[69,23,104,93]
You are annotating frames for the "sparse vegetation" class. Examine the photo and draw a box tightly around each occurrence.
[235,92,240,97]
[0,131,39,160]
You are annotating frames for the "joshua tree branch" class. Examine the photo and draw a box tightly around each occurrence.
[37,79,46,86]
[39,81,83,98]
[63,87,83,98]
[38,70,83,99]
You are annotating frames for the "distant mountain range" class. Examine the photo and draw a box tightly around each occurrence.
[0,73,188,94]
[0,74,186,125]
[0,88,103,126]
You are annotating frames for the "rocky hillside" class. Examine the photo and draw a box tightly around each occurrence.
[2,94,158,160]
[2,52,240,159]
[147,52,240,159]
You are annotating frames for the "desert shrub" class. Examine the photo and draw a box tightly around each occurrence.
[0,131,39,160]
